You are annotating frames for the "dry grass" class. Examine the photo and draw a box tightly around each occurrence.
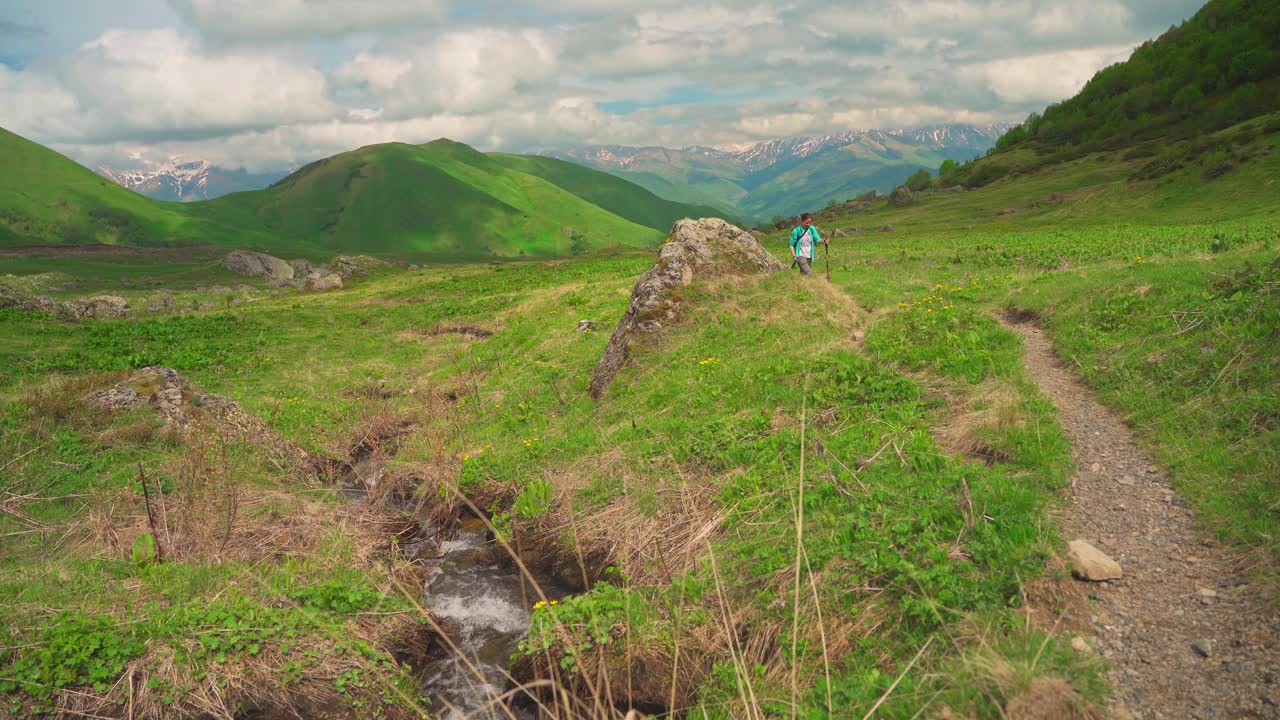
[516,449,724,588]
[21,371,128,429]
[934,378,1026,464]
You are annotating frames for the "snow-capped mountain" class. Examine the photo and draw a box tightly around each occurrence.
[541,123,1014,221]
[98,160,286,202]
[549,124,1012,173]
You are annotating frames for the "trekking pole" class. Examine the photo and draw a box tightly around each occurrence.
[824,241,831,282]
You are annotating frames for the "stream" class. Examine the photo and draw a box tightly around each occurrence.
[412,518,566,719]
[342,452,568,719]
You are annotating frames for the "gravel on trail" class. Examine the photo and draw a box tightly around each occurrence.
[1004,316,1280,720]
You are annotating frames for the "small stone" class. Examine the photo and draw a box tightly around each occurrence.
[1091,463,1102,473]
[1067,540,1123,581]
[1118,475,1136,486]
[576,319,597,332]
[1196,587,1219,599]
[1071,636,1093,654]
[1192,639,1213,658]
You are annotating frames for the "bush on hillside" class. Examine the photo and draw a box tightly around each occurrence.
[905,169,933,192]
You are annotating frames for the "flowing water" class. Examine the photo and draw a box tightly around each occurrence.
[408,518,568,719]
[342,450,568,718]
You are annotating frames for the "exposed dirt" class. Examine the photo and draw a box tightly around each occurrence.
[0,244,223,259]
[1004,314,1280,720]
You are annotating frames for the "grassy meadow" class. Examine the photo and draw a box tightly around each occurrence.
[2,112,1278,718]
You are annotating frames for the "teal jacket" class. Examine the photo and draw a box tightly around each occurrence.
[789,225,822,259]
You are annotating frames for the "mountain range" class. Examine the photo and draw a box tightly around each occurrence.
[542,123,1013,222]
[0,128,724,258]
[98,160,286,203]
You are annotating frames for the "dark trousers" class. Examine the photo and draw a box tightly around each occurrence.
[796,256,812,275]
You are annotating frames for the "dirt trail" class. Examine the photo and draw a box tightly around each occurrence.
[1003,315,1280,720]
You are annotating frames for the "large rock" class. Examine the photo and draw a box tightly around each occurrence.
[589,218,783,398]
[1067,539,1122,581]
[223,250,295,286]
[305,273,344,292]
[331,255,391,280]
[86,366,312,468]
[288,259,317,277]
[888,185,918,208]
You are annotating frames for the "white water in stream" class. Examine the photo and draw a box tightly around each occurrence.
[415,521,561,719]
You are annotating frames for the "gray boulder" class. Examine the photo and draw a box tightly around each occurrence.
[331,255,391,280]
[223,250,295,285]
[288,259,317,277]
[589,218,783,398]
[305,274,344,292]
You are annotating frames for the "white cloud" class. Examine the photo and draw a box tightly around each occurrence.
[735,112,817,138]
[973,44,1134,104]
[2,1,1202,172]
[167,0,447,40]
[0,28,335,143]
[336,29,558,118]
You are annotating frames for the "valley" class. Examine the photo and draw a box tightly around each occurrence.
[544,124,1011,223]
[1,0,1278,718]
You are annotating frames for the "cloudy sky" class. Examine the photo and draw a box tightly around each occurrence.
[0,0,1204,173]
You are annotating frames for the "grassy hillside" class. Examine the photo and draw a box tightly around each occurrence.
[951,0,1279,190]
[0,131,683,259]
[0,127,217,247]
[488,152,732,230]
[192,141,662,259]
[773,112,1280,239]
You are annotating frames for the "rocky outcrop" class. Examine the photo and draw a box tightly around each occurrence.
[87,366,312,468]
[305,274,344,292]
[332,255,391,280]
[0,282,129,320]
[888,185,918,208]
[77,295,130,319]
[589,218,783,398]
[223,250,295,287]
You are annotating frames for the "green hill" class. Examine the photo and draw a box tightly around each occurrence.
[963,0,1279,187]
[1,131,729,259]
[0,127,218,247]
[191,141,666,259]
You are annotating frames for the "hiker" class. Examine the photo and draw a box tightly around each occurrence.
[789,213,826,276]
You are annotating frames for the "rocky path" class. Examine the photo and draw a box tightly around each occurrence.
[1003,316,1280,720]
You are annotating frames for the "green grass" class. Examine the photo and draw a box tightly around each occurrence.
[1012,250,1280,583]
[2,107,1278,718]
